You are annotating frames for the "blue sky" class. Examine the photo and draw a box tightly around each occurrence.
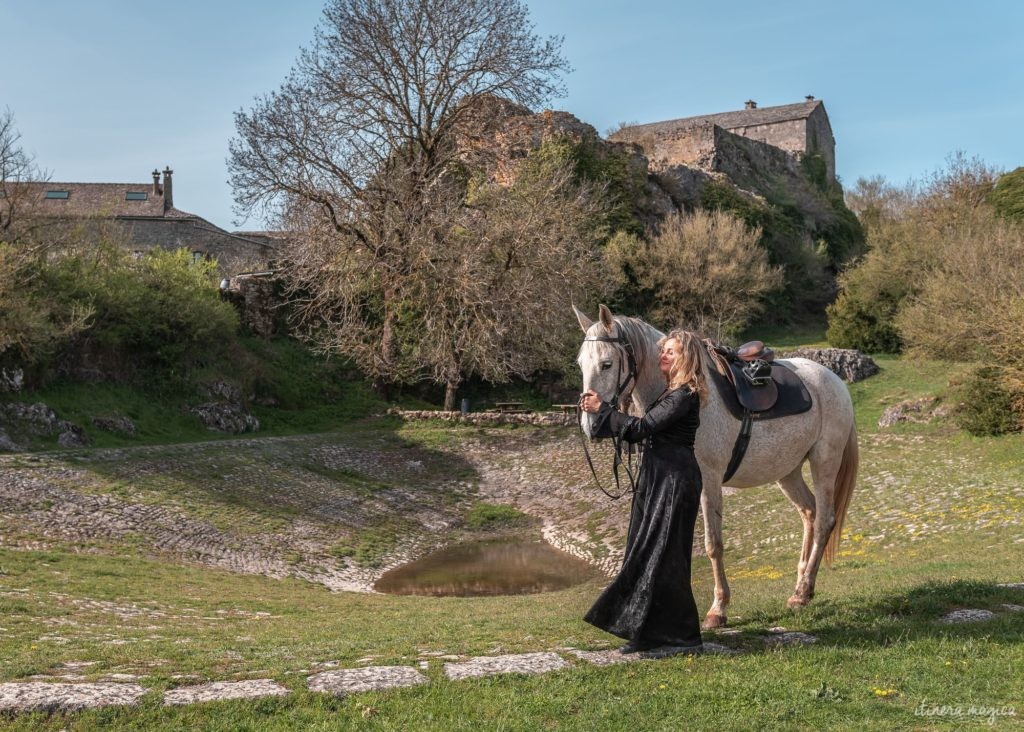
[2,0,1022,230]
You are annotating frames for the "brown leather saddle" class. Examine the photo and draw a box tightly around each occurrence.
[706,340,812,420]
[705,340,813,481]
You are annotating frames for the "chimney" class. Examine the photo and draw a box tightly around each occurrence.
[162,167,173,209]
[805,95,815,102]
[152,169,161,196]
[744,100,757,110]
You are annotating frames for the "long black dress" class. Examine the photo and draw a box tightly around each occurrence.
[584,387,703,648]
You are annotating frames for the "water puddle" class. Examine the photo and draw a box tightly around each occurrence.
[374,538,599,597]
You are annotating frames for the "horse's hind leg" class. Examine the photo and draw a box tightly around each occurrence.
[700,480,730,629]
[777,463,816,588]
[788,445,841,608]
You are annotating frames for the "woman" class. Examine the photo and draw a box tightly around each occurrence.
[579,329,706,653]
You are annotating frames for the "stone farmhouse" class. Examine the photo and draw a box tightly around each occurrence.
[612,97,836,182]
[23,167,275,275]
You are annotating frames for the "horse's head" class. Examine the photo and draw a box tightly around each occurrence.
[574,304,638,437]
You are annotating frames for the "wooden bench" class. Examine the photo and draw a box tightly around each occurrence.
[552,404,578,414]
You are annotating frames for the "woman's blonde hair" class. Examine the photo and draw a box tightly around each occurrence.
[658,329,707,403]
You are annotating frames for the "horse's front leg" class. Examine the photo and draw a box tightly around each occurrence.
[700,481,730,629]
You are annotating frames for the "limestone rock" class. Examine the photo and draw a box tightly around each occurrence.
[939,609,995,624]
[0,427,19,452]
[781,348,879,383]
[201,380,244,404]
[0,367,24,393]
[164,679,289,706]
[878,397,951,428]
[92,414,138,437]
[764,628,818,645]
[0,402,61,435]
[0,682,147,713]
[444,652,568,680]
[57,425,93,448]
[189,402,260,434]
[308,666,428,695]
[564,648,637,666]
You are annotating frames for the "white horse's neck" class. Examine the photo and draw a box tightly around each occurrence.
[622,318,666,414]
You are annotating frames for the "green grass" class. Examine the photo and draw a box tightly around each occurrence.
[464,502,530,530]
[2,333,1023,729]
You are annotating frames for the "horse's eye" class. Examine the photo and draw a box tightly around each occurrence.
[600,360,613,371]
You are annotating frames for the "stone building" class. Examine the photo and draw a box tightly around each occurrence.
[612,97,836,181]
[23,168,275,275]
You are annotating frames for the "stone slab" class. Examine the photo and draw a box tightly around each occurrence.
[444,652,568,680]
[308,666,428,695]
[997,582,1024,590]
[939,609,995,624]
[0,682,147,713]
[764,631,818,646]
[163,679,289,706]
[565,649,638,666]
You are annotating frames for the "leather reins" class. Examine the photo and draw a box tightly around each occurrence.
[577,332,641,500]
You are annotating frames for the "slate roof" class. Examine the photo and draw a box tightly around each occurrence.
[623,100,823,136]
[22,181,169,218]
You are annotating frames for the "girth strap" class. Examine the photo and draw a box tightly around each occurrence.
[723,408,753,483]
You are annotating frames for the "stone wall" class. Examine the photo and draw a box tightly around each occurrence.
[221,274,279,338]
[390,408,577,428]
[122,219,272,276]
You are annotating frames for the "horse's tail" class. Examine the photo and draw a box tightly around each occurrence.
[824,423,858,565]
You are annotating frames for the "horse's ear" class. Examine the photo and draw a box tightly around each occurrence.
[598,304,615,334]
[572,304,594,333]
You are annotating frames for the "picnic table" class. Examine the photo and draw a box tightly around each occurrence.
[552,403,578,414]
[493,401,528,414]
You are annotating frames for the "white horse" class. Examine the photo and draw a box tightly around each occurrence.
[575,304,858,628]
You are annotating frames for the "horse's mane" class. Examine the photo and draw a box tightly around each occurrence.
[611,315,663,376]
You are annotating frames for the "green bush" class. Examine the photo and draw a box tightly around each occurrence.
[953,366,1022,436]
[989,166,1024,223]
[826,289,903,353]
[35,241,238,376]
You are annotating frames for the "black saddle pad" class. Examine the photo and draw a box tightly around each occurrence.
[708,361,813,421]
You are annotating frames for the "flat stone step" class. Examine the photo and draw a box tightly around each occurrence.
[939,609,996,624]
[763,630,818,646]
[164,679,289,706]
[444,652,568,680]
[0,682,147,713]
[308,666,428,696]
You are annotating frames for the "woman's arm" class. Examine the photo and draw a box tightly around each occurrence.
[589,389,695,442]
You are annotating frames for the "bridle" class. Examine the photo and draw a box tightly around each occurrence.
[577,329,641,500]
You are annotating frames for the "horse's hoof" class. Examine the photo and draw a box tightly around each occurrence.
[702,613,728,630]
[787,595,809,609]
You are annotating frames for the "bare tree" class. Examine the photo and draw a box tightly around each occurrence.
[0,108,46,239]
[229,0,579,402]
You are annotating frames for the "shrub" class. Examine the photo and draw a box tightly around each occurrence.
[609,209,782,338]
[17,234,238,381]
[989,166,1024,223]
[953,367,1022,436]
[827,156,1001,353]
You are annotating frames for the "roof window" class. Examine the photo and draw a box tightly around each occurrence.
[125,191,148,201]
[44,190,70,199]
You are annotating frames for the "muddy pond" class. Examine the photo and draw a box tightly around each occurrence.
[374,538,600,597]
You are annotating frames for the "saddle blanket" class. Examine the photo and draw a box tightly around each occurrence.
[708,361,813,421]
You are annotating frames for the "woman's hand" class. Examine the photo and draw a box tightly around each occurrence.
[579,389,603,414]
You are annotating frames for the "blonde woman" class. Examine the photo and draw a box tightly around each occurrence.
[579,330,706,654]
